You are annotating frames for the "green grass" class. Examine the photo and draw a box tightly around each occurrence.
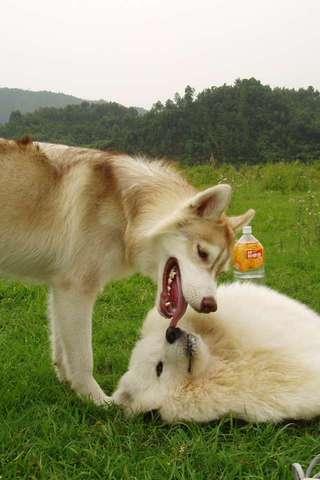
[1,162,320,479]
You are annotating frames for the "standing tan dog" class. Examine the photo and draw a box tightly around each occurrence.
[0,138,254,404]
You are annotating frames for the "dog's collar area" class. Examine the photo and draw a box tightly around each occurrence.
[187,355,192,373]
[186,333,196,373]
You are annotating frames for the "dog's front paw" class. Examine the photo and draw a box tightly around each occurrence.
[70,375,112,406]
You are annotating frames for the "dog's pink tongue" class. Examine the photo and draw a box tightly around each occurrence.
[169,316,179,328]
[169,297,188,328]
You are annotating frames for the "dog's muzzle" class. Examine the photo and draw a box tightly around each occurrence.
[200,296,217,313]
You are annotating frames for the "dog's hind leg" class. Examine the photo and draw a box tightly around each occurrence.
[49,287,110,406]
[48,292,69,383]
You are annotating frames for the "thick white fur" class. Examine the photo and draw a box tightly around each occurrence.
[0,139,254,404]
[113,282,320,423]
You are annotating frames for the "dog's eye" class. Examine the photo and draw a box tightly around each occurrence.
[156,361,163,377]
[197,244,209,261]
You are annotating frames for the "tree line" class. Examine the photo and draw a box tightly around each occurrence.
[1,78,319,164]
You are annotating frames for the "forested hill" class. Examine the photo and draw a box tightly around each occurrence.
[0,88,83,123]
[1,78,319,164]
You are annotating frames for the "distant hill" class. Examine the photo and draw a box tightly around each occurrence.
[0,87,83,123]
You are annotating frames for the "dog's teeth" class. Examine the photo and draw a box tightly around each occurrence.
[169,267,177,279]
[165,301,171,307]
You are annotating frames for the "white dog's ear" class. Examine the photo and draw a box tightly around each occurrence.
[228,209,256,232]
[187,184,232,220]
[113,386,134,409]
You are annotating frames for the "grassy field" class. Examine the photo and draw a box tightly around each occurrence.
[1,161,320,479]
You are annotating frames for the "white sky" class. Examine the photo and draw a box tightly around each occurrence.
[1,0,319,108]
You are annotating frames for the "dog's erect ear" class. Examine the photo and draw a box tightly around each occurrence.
[145,184,232,238]
[228,209,256,232]
[188,184,232,220]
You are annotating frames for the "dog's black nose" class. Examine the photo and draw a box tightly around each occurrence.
[166,326,183,344]
[200,296,217,313]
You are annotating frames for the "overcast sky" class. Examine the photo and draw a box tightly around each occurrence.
[1,0,319,108]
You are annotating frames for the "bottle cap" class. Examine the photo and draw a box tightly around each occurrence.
[243,225,252,234]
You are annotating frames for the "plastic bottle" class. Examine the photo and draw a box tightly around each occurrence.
[233,225,265,283]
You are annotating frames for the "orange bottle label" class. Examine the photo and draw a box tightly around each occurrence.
[233,243,264,272]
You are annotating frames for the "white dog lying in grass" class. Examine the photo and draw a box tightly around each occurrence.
[113,282,320,423]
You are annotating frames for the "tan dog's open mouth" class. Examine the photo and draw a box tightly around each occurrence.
[159,257,187,327]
